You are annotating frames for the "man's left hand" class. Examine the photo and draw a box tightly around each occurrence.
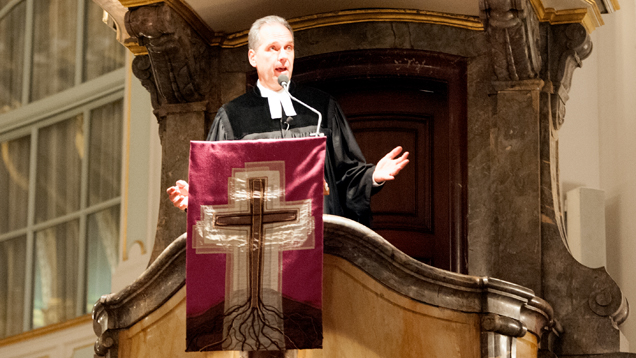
[373,146,409,184]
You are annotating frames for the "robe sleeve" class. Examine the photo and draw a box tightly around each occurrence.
[327,99,381,226]
[206,107,235,141]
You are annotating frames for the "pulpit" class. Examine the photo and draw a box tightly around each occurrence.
[90,1,633,357]
[93,215,554,358]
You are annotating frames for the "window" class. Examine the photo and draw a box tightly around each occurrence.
[0,0,125,338]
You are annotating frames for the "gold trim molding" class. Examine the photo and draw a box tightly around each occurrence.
[116,1,483,52]
[118,0,160,6]
[528,0,615,33]
[0,314,92,348]
[119,0,217,48]
[124,40,148,56]
[218,9,484,48]
[111,0,620,54]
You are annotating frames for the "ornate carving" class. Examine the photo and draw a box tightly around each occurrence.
[588,285,629,325]
[547,23,592,129]
[321,215,555,343]
[131,55,160,110]
[93,233,187,357]
[481,314,527,337]
[479,0,542,81]
[539,25,628,354]
[92,0,139,52]
[93,216,556,357]
[125,3,213,107]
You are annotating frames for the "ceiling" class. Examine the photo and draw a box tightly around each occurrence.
[101,0,619,54]
[178,0,616,35]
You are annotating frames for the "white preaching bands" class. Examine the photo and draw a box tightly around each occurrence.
[257,80,297,120]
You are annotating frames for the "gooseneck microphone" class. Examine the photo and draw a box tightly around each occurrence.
[278,74,290,91]
[278,75,323,136]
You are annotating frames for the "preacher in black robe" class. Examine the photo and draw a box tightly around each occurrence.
[206,81,381,226]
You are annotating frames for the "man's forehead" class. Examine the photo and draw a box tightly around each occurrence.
[259,23,294,44]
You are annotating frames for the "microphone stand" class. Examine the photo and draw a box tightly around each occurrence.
[279,78,323,137]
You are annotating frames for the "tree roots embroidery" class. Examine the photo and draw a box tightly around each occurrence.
[197,293,318,351]
[190,178,321,352]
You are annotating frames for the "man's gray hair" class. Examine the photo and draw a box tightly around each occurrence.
[248,15,294,50]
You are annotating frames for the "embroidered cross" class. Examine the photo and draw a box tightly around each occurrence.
[214,178,297,308]
[192,161,315,350]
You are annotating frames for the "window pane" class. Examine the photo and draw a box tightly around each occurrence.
[0,236,27,339]
[83,0,125,82]
[0,135,30,234]
[0,2,26,114]
[85,205,119,313]
[36,115,83,223]
[88,99,122,206]
[33,221,79,329]
[31,0,77,102]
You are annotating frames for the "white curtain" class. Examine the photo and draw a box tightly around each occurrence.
[35,115,83,223]
[83,0,125,82]
[30,0,77,102]
[0,1,26,114]
[84,99,122,312]
[0,136,30,234]
[88,99,122,206]
[0,135,30,338]
[85,206,119,312]
[31,114,83,327]
[33,221,79,328]
[0,236,26,339]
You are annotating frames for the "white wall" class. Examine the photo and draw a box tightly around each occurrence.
[598,1,636,349]
[560,2,636,350]
[111,53,161,293]
[559,31,601,194]
[0,321,96,358]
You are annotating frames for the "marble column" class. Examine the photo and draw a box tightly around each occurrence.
[490,79,544,295]
[152,101,208,263]
[125,3,215,264]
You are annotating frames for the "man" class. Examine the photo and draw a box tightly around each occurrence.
[168,15,408,226]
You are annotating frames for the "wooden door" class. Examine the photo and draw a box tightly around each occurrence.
[293,49,467,273]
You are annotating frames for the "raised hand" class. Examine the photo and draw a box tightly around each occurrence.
[166,180,189,211]
[373,146,409,184]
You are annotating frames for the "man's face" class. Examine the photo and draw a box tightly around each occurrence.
[248,23,294,91]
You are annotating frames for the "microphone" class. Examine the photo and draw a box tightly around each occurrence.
[278,74,290,90]
[277,75,323,136]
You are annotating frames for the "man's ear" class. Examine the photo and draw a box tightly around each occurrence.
[248,49,257,68]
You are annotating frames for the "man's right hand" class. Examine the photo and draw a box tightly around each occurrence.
[167,180,189,211]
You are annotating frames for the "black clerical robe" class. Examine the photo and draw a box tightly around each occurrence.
[206,82,380,226]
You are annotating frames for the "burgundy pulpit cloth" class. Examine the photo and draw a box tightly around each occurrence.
[185,137,325,352]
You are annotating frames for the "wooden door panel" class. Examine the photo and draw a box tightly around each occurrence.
[293,49,467,272]
[335,80,448,266]
[349,119,430,230]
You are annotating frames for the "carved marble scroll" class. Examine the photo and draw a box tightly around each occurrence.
[546,23,593,129]
[539,23,628,356]
[131,55,160,110]
[93,233,187,358]
[479,0,542,81]
[125,3,212,106]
